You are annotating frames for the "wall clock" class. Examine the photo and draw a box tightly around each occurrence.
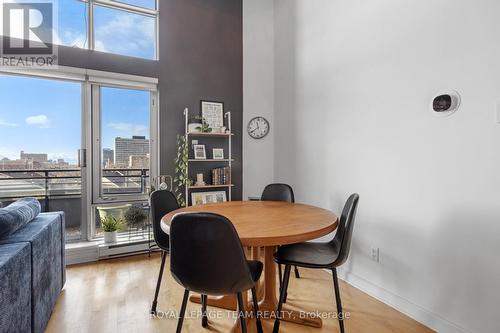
[247,116,270,139]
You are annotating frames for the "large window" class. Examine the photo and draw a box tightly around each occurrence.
[0,74,84,240]
[57,0,157,60]
[0,70,158,245]
[92,84,157,240]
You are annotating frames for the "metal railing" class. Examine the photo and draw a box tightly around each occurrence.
[0,168,150,209]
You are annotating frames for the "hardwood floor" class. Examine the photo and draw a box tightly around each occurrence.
[46,253,435,333]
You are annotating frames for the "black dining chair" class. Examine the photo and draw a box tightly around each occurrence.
[150,190,179,315]
[170,212,264,333]
[272,194,359,333]
[261,183,301,293]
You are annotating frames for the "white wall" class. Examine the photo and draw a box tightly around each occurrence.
[242,0,275,199]
[273,1,500,333]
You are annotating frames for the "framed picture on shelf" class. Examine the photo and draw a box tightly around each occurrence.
[212,148,224,160]
[201,100,224,129]
[191,191,227,206]
[193,144,206,159]
[191,192,205,206]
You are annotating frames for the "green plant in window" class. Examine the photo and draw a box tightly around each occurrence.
[174,134,192,207]
[124,206,148,228]
[101,216,123,232]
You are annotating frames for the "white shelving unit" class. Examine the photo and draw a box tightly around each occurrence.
[183,108,233,206]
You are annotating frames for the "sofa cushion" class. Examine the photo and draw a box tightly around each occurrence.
[0,198,41,239]
[0,242,32,333]
[0,212,65,333]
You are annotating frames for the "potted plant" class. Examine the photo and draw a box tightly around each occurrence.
[188,116,212,133]
[101,215,123,243]
[124,206,148,229]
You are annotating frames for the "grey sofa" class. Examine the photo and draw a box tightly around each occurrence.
[0,212,66,333]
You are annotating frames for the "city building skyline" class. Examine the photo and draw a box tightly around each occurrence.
[114,136,150,168]
[1,133,150,170]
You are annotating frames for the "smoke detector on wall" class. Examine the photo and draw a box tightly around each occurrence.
[430,90,461,117]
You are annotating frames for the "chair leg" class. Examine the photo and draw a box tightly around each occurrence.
[278,264,283,291]
[332,268,345,333]
[151,251,167,314]
[273,265,291,333]
[236,292,247,333]
[176,289,190,333]
[251,287,263,333]
[201,294,208,327]
[294,265,301,279]
[278,264,290,304]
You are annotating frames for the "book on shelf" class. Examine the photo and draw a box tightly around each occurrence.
[211,167,231,186]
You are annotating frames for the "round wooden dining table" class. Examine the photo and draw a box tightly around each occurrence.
[161,200,338,332]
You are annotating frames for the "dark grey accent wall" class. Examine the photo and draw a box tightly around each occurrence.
[159,0,243,200]
[18,0,243,201]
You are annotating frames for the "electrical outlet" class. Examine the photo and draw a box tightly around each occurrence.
[371,248,380,262]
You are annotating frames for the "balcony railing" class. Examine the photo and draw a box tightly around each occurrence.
[0,168,150,241]
[0,168,150,203]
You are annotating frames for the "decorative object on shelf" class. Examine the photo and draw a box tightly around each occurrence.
[188,115,211,133]
[174,134,192,207]
[188,120,203,133]
[101,215,123,244]
[247,116,270,139]
[212,148,224,160]
[157,175,173,191]
[201,100,224,130]
[195,173,206,187]
[191,191,227,206]
[193,144,207,159]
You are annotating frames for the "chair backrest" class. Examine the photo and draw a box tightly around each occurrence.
[169,212,255,295]
[150,190,179,251]
[330,194,359,267]
[261,183,295,202]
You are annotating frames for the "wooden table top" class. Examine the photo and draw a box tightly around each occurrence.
[161,201,338,247]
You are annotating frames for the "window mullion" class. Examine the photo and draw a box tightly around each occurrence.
[88,0,94,51]
[93,0,157,17]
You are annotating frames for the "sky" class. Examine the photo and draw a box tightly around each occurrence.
[58,0,156,59]
[0,75,150,165]
[0,1,154,164]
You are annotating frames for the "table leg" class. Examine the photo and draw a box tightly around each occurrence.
[251,247,265,301]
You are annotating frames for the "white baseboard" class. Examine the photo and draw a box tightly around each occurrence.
[66,245,98,265]
[334,268,472,333]
[65,238,158,265]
